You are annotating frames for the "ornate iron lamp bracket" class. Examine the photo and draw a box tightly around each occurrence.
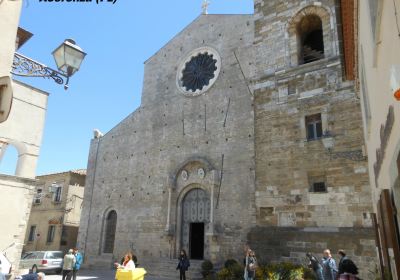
[330,149,366,162]
[11,52,70,89]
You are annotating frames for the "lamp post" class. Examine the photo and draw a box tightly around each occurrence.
[11,39,86,90]
[321,132,366,162]
[52,39,86,89]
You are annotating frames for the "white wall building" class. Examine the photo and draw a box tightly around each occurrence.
[0,1,49,276]
[358,0,400,278]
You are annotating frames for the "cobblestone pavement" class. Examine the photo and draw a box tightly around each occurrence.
[42,269,162,280]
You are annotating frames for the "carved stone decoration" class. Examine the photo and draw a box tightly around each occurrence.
[198,168,205,179]
[181,52,217,92]
[182,189,210,252]
[181,170,188,181]
[177,47,221,97]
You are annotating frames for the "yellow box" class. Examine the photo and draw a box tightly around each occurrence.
[115,268,147,280]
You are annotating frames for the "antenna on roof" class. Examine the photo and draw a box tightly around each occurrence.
[202,0,210,15]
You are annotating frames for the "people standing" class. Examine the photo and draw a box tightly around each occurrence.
[116,253,135,270]
[119,251,138,267]
[72,248,83,280]
[322,249,337,280]
[176,250,190,280]
[246,250,257,280]
[243,246,251,280]
[306,252,324,280]
[337,250,359,280]
[62,249,76,280]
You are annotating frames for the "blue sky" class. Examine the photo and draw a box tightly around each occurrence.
[0,0,254,176]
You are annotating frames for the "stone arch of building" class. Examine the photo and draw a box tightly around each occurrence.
[0,138,29,176]
[100,207,118,255]
[286,4,336,66]
[165,157,219,259]
[175,184,211,260]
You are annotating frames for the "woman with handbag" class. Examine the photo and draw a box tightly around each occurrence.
[247,250,257,280]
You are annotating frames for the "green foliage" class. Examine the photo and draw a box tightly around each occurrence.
[216,268,231,280]
[202,259,214,271]
[201,260,214,279]
[303,267,317,280]
[224,259,239,269]
[216,262,244,280]
[216,260,315,280]
[259,262,309,280]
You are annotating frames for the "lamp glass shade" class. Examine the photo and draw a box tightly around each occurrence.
[322,137,334,149]
[52,39,86,76]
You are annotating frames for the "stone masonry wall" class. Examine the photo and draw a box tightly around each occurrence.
[250,0,376,278]
[78,15,257,270]
[248,227,376,280]
[77,1,377,277]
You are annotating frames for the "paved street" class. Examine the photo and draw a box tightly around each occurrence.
[42,269,162,280]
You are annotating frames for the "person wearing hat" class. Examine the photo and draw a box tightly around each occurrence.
[62,249,76,280]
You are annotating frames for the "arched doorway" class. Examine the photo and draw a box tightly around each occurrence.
[103,210,117,254]
[181,188,210,260]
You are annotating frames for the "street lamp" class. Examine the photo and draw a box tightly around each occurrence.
[52,39,86,89]
[321,131,366,162]
[11,39,86,90]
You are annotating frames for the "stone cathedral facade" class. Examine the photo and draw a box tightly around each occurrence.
[78,0,376,278]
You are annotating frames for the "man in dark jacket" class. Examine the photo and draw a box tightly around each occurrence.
[306,252,324,280]
[338,250,359,276]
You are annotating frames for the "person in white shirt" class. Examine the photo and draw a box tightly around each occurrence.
[116,253,135,270]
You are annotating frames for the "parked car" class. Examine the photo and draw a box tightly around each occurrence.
[0,252,12,280]
[19,251,63,274]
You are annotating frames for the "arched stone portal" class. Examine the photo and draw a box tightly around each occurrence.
[181,188,211,260]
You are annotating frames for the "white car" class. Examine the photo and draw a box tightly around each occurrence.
[0,252,12,280]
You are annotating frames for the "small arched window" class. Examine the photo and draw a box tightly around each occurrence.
[103,210,117,253]
[297,15,325,64]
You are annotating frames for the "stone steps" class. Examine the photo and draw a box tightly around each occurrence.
[144,258,203,280]
[84,255,115,269]
[83,256,204,279]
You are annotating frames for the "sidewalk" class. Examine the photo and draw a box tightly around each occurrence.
[42,269,163,280]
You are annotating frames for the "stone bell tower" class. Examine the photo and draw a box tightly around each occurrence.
[249,1,376,279]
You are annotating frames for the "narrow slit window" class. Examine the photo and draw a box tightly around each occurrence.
[53,185,62,203]
[47,225,55,243]
[28,225,36,242]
